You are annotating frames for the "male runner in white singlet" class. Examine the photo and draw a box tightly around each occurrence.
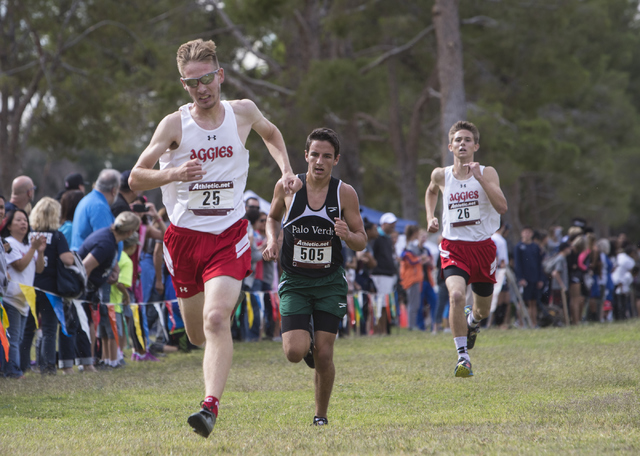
[129,39,301,438]
[425,121,508,377]
[263,127,367,426]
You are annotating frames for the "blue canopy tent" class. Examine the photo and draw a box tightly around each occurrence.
[359,206,417,234]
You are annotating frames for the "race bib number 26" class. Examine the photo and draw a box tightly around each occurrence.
[448,200,481,227]
[188,181,235,216]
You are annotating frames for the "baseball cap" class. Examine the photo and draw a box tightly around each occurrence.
[65,173,88,190]
[120,170,131,191]
[379,212,397,225]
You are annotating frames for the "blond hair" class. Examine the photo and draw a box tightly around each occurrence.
[176,39,219,76]
[30,197,61,231]
[113,211,141,234]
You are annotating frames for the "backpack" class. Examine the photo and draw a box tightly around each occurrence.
[57,250,88,299]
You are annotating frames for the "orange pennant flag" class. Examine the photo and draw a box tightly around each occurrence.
[0,316,9,361]
[107,304,119,348]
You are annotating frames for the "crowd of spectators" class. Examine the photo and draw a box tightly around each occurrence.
[340,216,640,335]
[1,171,639,379]
[0,171,187,379]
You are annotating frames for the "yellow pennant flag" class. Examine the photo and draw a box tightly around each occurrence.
[245,292,254,328]
[131,304,145,351]
[19,284,38,329]
[0,303,9,329]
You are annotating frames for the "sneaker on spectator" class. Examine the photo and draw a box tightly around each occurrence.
[141,352,160,362]
[188,403,216,438]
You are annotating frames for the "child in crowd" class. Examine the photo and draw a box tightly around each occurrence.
[111,232,137,366]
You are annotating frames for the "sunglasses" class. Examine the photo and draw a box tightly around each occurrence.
[182,69,221,88]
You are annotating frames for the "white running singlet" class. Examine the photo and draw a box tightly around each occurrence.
[160,101,249,234]
[441,165,499,242]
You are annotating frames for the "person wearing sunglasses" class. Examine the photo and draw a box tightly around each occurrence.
[128,38,301,438]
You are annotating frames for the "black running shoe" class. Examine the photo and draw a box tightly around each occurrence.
[464,305,480,350]
[188,403,216,438]
[454,357,474,378]
[312,416,328,426]
[303,318,315,369]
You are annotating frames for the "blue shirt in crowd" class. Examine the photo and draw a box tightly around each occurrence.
[71,190,114,251]
[514,241,544,284]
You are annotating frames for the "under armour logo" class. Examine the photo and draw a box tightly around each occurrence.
[208,135,216,141]
[180,287,188,293]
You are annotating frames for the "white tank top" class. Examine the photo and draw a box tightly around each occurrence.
[441,165,499,242]
[160,101,249,234]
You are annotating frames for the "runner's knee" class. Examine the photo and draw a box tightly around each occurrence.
[203,308,231,333]
[449,289,466,304]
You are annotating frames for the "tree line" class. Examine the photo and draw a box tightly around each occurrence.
[2,0,639,238]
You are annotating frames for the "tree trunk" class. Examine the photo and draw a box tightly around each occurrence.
[336,116,364,203]
[433,0,466,167]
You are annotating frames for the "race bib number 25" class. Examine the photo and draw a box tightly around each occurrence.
[188,181,235,216]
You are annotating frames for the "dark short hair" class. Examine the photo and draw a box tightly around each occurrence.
[305,128,340,157]
[0,209,31,245]
[448,121,480,144]
[60,190,85,223]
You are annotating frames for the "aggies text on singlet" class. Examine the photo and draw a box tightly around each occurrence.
[159,101,249,234]
[441,165,499,242]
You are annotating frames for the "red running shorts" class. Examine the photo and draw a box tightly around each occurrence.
[439,237,497,284]
[163,219,251,298]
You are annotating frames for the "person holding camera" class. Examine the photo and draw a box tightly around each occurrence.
[0,209,46,378]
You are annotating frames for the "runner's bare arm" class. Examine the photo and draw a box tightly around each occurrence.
[263,181,288,262]
[234,99,302,195]
[129,113,205,192]
[335,184,367,252]
[425,167,445,233]
[468,165,508,215]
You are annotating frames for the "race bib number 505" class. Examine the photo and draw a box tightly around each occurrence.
[188,181,235,216]
[292,239,332,269]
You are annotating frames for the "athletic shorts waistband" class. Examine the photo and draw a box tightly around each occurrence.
[442,237,494,247]
[167,219,245,237]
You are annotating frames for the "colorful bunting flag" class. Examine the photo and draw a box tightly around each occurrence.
[154,303,169,341]
[131,304,145,350]
[44,292,68,336]
[18,284,38,329]
[0,315,9,362]
[73,300,91,339]
[245,292,254,329]
[107,304,119,347]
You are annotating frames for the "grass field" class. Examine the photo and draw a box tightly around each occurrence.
[1,321,639,455]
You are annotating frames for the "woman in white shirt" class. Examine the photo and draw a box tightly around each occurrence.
[0,209,45,378]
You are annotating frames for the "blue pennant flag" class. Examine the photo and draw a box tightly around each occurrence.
[45,292,69,337]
